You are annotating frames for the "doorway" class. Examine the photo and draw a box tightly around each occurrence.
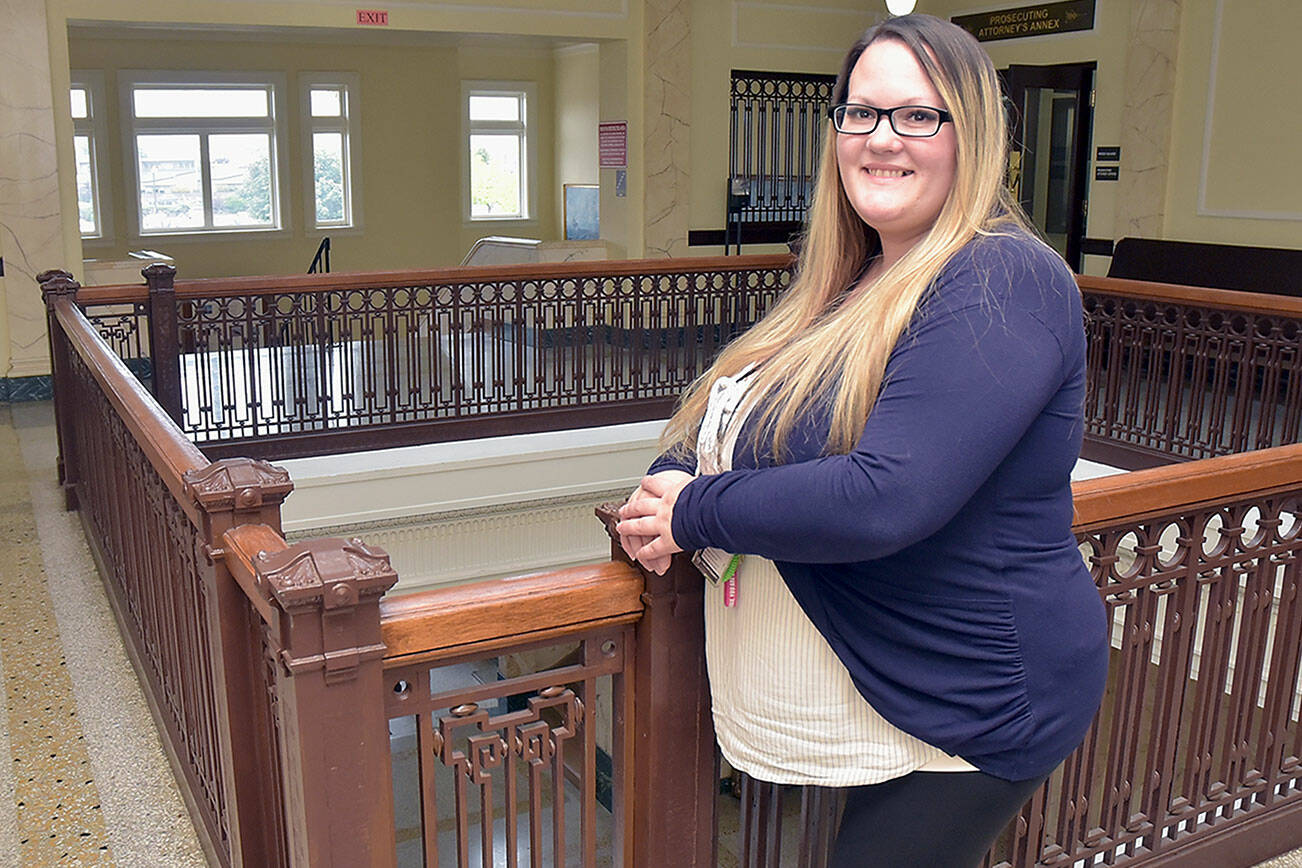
[1001,62,1095,271]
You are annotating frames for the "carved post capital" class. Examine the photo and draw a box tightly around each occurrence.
[183,457,294,513]
[257,537,397,686]
[257,537,398,610]
[142,261,177,287]
[38,270,80,307]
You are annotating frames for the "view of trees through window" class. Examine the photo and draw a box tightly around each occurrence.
[468,89,527,219]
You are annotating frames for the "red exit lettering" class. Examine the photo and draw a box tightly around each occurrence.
[356,9,389,25]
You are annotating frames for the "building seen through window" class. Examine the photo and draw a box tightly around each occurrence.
[125,77,283,234]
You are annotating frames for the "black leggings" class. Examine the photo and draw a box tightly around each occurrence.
[829,770,1046,868]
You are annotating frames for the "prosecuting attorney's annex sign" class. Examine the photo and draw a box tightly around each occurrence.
[952,0,1095,42]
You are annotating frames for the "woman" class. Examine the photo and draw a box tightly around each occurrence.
[615,13,1109,867]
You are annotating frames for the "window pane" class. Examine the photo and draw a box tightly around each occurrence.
[210,134,275,227]
[311,88,342,117]
[137,134,203,231]
[74,135,97,234]
[470,134,522,217]
[313,132,347,224]
[134,88,269,118]
[70,87,88,120]
[469,95,520,122]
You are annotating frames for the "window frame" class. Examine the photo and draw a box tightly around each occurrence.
[119,70,292,240]
[462,81,537,224]
[71,70,111,242]
[300,72,362,232]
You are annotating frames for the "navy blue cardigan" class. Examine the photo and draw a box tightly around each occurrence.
[651,232,1109,781]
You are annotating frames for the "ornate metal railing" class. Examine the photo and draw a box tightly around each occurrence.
[1079,276,1302,468]
[41,270,402,867]
[728,70,834,230]
[42,268,720,868]
[379,564,643,866]
[78,257,791,460]
[77,263,1299,470]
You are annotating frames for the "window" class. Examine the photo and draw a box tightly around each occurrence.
[71,72,109,239]
[122,72,288,236]
[464,83,534,220]
[301,73,360,229]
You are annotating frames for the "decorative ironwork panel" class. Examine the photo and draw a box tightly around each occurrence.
[1082,292,1302,462]
[84,301,152,384]
[172,265,790,446]
[1022,493,1302,867]
[386,631,630,867]
[729,71,835,226]
[63,346,233,864]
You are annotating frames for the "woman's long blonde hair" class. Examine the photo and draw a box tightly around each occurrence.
[661,14,1037,461]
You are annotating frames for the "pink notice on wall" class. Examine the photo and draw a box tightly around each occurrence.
[599,122,627,169]
[356,9,389,25]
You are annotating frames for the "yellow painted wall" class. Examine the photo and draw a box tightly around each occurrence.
[554,44,600,233]
[68,32,560,277]
[1163,0,1302,248]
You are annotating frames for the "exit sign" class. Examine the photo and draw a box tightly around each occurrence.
[356,9,389,25]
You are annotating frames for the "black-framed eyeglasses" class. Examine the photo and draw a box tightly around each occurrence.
[827,103,953,138]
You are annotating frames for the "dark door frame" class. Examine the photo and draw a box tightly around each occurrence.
[1000,61,1096,271]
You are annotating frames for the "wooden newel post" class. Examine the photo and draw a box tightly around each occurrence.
[143,262,183,424]
[38,269,82,509]
[186,458,297,866]
[597,505,716,867]
[257,537,399,868]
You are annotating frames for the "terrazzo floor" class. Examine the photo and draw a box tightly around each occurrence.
[0,403,205,867]
[0,399,1299,868]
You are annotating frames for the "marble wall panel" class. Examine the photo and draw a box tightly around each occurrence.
[0,0,69,378]
[643,0,691,258]
[1116,0,1182,239]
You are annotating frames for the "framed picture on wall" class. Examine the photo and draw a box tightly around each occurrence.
[563,184,599,240]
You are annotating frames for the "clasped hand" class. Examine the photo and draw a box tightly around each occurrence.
[615,470,693,575]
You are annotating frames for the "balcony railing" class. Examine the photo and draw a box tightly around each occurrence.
[39,260,1302,867]
[1079,275,1302,468]
[75,262,1300,472]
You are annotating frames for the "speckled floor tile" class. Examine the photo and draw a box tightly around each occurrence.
[0,409,113,865]
[9,403,207,868]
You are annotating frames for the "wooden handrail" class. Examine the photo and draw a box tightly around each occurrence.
[1072,441,1302,531]
[379,561,645,664]
[167,254,793,299]
[70,254,796,303]
[53,297,208,524]
[1077,274,1302,316]
[218,523,285,627]
[77,263,1302,318]
[73,283,152,305]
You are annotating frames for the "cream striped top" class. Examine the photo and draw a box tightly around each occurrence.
[695,366,976,785]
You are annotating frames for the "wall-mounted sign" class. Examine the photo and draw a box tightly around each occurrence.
[952,0,1094,42]
[356,9,389,25]
[1095,165,1119,181]
[599,122,627,169]
[1096,146,1120,161]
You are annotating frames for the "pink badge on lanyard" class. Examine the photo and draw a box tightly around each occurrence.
[721,554,741,608]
